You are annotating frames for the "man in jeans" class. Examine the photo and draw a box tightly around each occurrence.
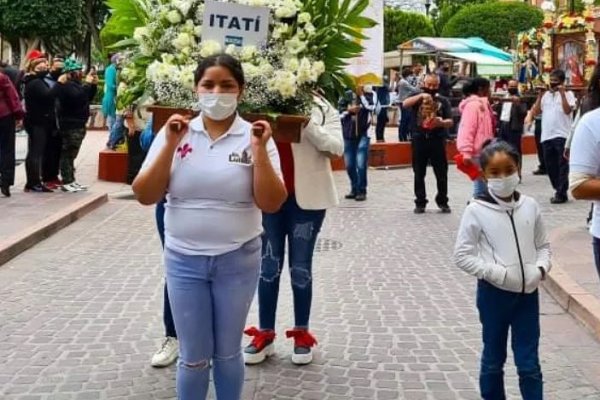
[530,69,576,204]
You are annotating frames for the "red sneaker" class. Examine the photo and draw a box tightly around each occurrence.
[286,329,318,365]
[243,327,276,365]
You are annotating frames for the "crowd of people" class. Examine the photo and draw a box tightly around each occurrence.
[4,46,600,399]
[0,50,98,197]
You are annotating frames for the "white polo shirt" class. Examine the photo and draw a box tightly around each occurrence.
[540,90,577,142]
[142,114,282,256]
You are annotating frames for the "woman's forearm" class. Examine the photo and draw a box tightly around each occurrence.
[253,147,287,213]
[132,144,177,205]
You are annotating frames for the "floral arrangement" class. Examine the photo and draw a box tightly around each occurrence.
[104,0,375,116]
[556,13,587,32]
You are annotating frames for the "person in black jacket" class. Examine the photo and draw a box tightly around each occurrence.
[50,58,97,193]
[23,55,54,193]
[41,56,65,189]
[495,80,528,178]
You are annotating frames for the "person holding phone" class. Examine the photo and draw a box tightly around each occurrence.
[132,54,286,400]
[529,69,577,204]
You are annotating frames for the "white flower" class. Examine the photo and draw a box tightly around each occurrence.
[285,36,307,55]
[247,0,267,5]
[242,62,260,78]
[583,0,594,5]
[296,57,313,84]
[258,62,274,76]
[304,22,316,35]
[225,44,238,55]
[194,25,203,37]
[200,40,222,58]
[297,12,311,24]
[240,46,257,61]
[167,10,182,24]
[312,60,325,77]
[284,57,299,72]
[180,65,196,89]
[117,82,128,95]
[133,27,149,42]
[161,53,176,64]
[173,0,193,17]
[274,0,299,19]
[272,24,289,40]
[269,70,297,98]
[172,32,194,50]
[540,0,555,12]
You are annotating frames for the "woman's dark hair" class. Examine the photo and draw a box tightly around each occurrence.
[194,54,245,87]
[462,77,490,97]
[479,139,521,170]
[401,66,412,79]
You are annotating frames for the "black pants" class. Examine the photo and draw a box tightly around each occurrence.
[42,129,62,182]
[534,119,546,172]
[412,134,449,208]
[126,131,145,184]
[375,108,388,141]
[499,125,523,173]
[542,137,569,200]
[0,115,16,187]
[25,123,50,188]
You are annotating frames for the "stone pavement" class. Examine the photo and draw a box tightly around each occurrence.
[1,155,600,400]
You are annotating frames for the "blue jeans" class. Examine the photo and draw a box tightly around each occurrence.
[592,236,600,281]
[259,195,326,330]
[165,238,261,400]
[477,280,543,400]
[155,199,176,338]
[344,136,370,195]
[107,114,125,149]
[473,158,488,198]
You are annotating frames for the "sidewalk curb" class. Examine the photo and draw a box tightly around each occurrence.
[0,193,108,267]
[544,229,600,341]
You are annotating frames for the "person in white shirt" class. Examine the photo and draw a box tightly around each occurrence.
[132,54,287,400]
[454,139,551,400]
[243,93,344,366]
[570,106,600,282]
[529,69,577,204]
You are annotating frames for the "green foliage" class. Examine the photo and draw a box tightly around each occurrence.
[432,0,491,36]
[383,7,434,52]
[0,0,82,41]
[303,0,377,101]
[100,0,154,52]
[442,1,543,49]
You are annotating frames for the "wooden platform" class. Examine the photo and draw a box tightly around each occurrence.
[331,135,538,171]
[98,150,128,183]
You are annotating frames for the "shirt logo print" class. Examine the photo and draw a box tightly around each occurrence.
[229,150,252,165]
[177,143,193,159]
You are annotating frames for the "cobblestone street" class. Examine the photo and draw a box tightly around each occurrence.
[1,156,600,399]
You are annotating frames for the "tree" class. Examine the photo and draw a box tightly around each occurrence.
[0,0,81,65]
[384,7,434,52]
[442,2,543,49]
[432,0,491,36]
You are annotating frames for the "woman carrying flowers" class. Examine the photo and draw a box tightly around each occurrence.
[132,54,286,399]
[244,92,344,366]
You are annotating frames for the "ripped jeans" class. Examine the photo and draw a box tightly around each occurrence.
[259,195,326,330]
[165,238,261,400]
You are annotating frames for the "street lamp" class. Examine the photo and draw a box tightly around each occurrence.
[424,0,431,16]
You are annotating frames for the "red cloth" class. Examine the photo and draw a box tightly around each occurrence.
[0,72,24,120]
[26,50,45,61]
[275,141,295,195]
[454,153,481,181]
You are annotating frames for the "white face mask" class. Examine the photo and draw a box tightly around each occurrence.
[487,172,520,198]
[197,93,238,121]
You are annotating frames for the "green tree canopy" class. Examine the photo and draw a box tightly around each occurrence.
[442,1,543,49]
[384,7,434,52]
[431,0,491,36]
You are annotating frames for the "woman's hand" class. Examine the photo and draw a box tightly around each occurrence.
[250,120,272,149]
[58,74,69,84]
[165,114,190,149]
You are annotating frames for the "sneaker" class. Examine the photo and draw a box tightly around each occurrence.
[414,206,426,214]
[439,205,452,214]
[244,327,276,365]
[355,193,367,202]
[286,329,317,365]
[151,337,179,368]
[72,182,89,191]
[550,196,568,204]
[24,184,53,193]
[61,183,83,193]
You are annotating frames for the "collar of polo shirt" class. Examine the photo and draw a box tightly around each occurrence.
[189,113,247,137]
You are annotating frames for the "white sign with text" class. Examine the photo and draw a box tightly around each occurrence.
[203,1,270,48]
